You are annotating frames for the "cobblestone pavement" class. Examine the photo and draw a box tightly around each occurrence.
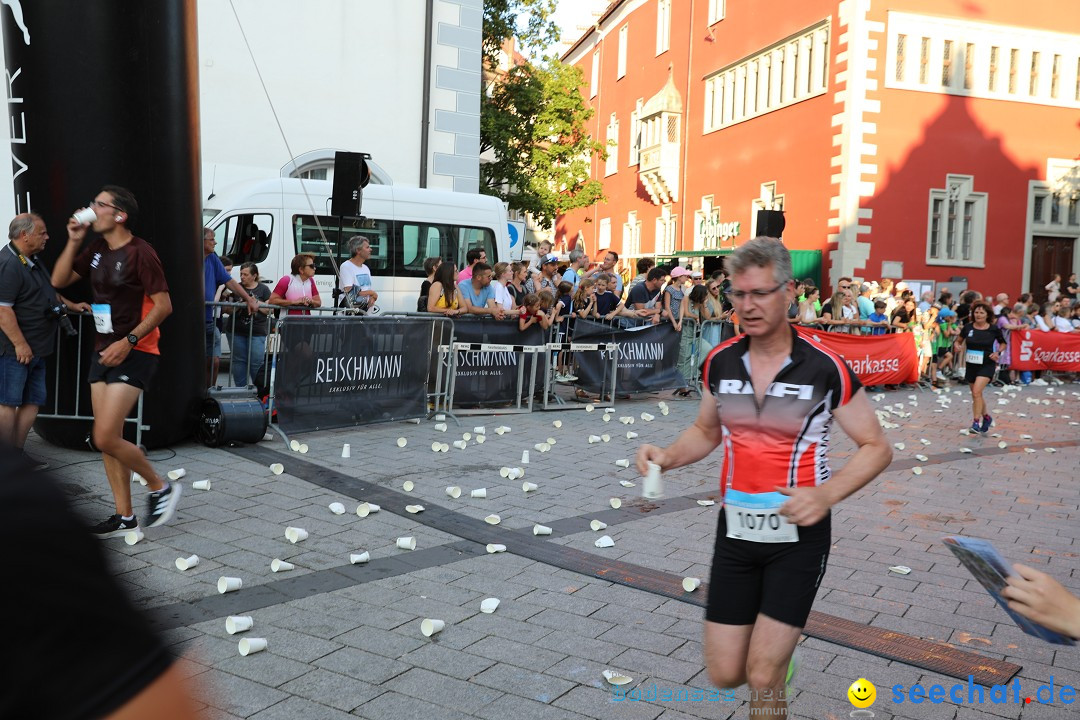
[34,380,1080,719]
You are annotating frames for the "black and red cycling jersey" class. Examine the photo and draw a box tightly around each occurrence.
[702,326,862,495]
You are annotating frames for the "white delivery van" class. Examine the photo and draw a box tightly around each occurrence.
[201,177,511,314]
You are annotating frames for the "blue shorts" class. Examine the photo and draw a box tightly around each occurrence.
[0,354,47,407]
[205,325,222,358]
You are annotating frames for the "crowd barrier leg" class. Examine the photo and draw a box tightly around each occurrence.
[542,341,619,412]
[443,342,541,416]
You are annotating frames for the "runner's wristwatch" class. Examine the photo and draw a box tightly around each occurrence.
[126,333,138,346]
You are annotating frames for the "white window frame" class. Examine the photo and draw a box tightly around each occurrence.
[655,205,676,256]
[618,25,628,79]
[622,211,641,257]
[926,174,987,268]
[590,49,600,98]
[703,20,829,133]
[605,113,619,176]
[885,11,1080,110]
[656,0,671,56]
[598,218,612,255]
[708,0,725,26]
[628,99,643,166]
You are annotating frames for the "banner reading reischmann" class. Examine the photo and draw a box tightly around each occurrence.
[274,317,432,434]
[573,320,686,393]
[450,318,546,405]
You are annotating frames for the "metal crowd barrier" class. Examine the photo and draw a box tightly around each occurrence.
[541,338,619,411]
[37,311,149,448]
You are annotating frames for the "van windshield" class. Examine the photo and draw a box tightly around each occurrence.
[293,215,391,276]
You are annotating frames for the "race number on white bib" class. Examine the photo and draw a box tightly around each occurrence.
[91,304,114,334]
[724,490,799,543]
[965,349,984,365]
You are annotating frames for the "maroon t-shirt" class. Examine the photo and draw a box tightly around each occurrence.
[73,236,169,354]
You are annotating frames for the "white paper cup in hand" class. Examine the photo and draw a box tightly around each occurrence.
[192,479,211,491]
[72,206,97,225]
[421,618,445,637]
[225,615,253,634]
[356,502,380,517]
[446,486,462,498]
[328,502,346,515]
[682,577,702,592]
[285,526,309,543]
[350,551,370,564]
[522,481,538,492]
[238,637,267,656]
[269,463,284,475]
[218,576,243,594]
[175,554,199,571]
[480,598,500,614]
[167,468,186,480]
[643,462,663,499]
[270,558,295,572]
[396,536,416,550]
[533,524,552,535]
[470,488,487,499]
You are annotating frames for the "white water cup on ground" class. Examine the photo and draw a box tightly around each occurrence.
[341,443,351,458]
[290,439,301,451]
[615,459,630,468]
[533,524,552,536]
[601,434,610,442]
[439,443,450,452]
[521,451,530,464]
[285,527,309,543]
[238,637,267,656]
[396,536,417,550]
[269,463,284,475]
[131,472,146,485]
[405,505,425,513]
[499,467,510,478]
[626,432,638,439]
[534,443,546,451]
[682,577,702,592]
[522,482,538,493]
[421,618,445,637]
[643,462,663,499]
[588,435,601,444]
[124,528,144,545]
[434,423,447,432]
[350,551,370,564]
[486,543,506,553]
[403,480,415,492]
[590,519,607,531]
[218,576,242,594]
[610,498,622,509]
[72,206,97,225]
[397,437,407,447]
[484,514,501,525]
[546,437,557,445]
[507,468,521,481]
[473,426,487,435]
[431,441,441,452]
[470,488,487,499]
[175,554,199,571]
[463,433,472,441]
[476,435,486,444]
[225,615,253,634]
[167,468,186,480]
[356,502,380,517]
[552,420,562,428]
[585,403,595,412]
[453,440,467,449]
[594,535,615,548]
[480,598,500,614]
[298,443,309,454]
[270,558,295,572]
[641,412,654,421]
[192,479,211,491]
[446,486,462,498]
[328,502,346,515]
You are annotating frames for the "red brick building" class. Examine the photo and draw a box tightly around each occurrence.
[557,0,1080,300]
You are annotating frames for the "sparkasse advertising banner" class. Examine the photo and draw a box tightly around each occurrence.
[1009,329,1080,372]
[794,327,919,386]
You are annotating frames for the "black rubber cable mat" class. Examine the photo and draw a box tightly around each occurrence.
[216,444,1023,684]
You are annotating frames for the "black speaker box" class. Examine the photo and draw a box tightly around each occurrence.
[755,210,786,238]
[330,151,371,217]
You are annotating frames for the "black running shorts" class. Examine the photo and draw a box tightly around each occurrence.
[88,349,159,390]
[964,360,996,383]
[705,511,831,629]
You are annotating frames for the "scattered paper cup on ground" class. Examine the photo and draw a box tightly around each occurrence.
[439,443,450,452]
[894,443,905,450]
[603,670,633,686]
[435,414,446,421]
[615,459,630,468]
[486,543,506,553]
[350,551,370,564]
[682,577,702,592]
[124,528,144,545]
[480,598,500,614]
[590,519,607,531]
[641,412,654,421]
[484,514,501,525]
[396,536,417,550]
[397,437,407,448]
[270,558,295,572]
[626,431,638,439]
[328,502,346,515]
[589,435,602,444]
[225,615,253,634]
[167,468,186,480]
[473,426,486,435]
[912,467,923,475]
[601,434,611,442]
[405,505,424,514]
[585,404,595,412]
[238,637,267,656]
[888,565,912,575]
[521,450,530,464]
[533,524,552,535]
[446,486,462,498]
[619,480,636,488]
[269,463,284,475]
[594,535,615,548]
[298,444,309,454]
[914,454,928,462]
[462,433,472,441]
[434,423,447,432]
[552,420,562,428]
[507,468,522,481]
[403,480,415,492]
[285,526,309,543]
[697,500,716,507]
[218,576,242,594]
[452,440,467,449]
[421,618,445,637]
[471,488,487,499]
[998,441,1008,449]
[431,442,441,452]
[522,481,538,493]
[290,440,300,451]
[356,502,380,517]
[341,443,351,458]
[192,479,211,491]
[610,498,622,509]
[175,554,199,571]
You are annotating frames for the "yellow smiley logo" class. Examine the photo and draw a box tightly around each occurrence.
[848,678,876,709]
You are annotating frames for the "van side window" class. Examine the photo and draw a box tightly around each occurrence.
[457,227,496,272]
[213,213,273,265]
[293,215,390,276]
[399,221,456,278]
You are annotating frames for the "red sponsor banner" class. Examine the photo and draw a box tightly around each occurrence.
[1009,329,1080,371]
[795,327,920,386]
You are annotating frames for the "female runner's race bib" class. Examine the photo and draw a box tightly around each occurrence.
[965,349,984,365]
[724,490,799,543]
[91,303,113,334]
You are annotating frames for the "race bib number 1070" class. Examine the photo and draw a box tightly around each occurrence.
[724,490,799,543]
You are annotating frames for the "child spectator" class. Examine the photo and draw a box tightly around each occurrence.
[867,300,889,335]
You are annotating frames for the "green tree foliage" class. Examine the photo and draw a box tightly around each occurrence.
[481,0,606,226]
